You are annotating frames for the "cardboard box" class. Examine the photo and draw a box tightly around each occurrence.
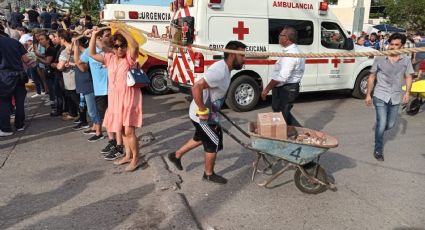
[257,112,287,140]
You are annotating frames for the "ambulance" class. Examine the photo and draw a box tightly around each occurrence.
[100,4,172,94]
[167,0,375,111]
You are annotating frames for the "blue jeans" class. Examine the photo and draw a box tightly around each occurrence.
[29,67,44,94]
[373,96,400,153]
[84,92,101,124]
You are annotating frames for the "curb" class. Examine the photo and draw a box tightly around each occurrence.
[150,155,200,229]
[160,192,201,230]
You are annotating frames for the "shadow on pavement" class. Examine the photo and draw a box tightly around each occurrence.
[393,227,425,230]
[0,171,103,229]
[0,99,75,150]
[22,184,157,230]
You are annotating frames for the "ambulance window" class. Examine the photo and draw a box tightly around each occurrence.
[268,19,313,45]
[321,22,347,49]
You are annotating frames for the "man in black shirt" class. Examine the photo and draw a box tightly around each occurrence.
[10,7,24,28]
[27,5,40,29]
[39,8,51,29]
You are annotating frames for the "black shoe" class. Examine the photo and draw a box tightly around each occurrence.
[374,151,384,161]
[88,134,105,142]
[104,145,124,161]
[73,123,90,131]
[167,152,183,170]
[83,129,96,135]
[73,118,81,124]
[202,172,227,184]
[101,139,117,154]
[50,111,61,117]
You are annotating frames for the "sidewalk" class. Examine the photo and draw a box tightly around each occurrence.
[0,93,199,230]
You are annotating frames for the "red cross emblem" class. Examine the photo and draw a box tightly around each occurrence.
[330,57,341,68]
[233,21,249,40]
[182,23,188,39]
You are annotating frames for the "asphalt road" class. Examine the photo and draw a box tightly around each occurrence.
[1,90,424,230]
[142,91,425,230]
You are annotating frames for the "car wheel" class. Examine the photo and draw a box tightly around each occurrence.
[225,75,260,112]
[352,69,370,99]
[147,68,170,95]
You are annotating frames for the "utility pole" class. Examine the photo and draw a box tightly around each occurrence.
[352,0,365,37]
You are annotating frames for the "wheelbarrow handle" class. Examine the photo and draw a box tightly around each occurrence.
[219,111,251,138]
[221,126,250,149]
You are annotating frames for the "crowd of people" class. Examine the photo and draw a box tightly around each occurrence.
[354,31,425,74]
[0,9,143,172]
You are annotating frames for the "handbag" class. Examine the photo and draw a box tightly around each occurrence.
[127,68,150,88]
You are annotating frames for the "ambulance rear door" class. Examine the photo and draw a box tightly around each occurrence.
[317,20,354,90]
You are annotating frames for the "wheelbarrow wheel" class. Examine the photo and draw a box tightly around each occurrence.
[406,98,420,115]
[294,162,328,194]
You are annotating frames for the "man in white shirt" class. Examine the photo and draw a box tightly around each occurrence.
[168,41,246,184]
[261,26,305,125]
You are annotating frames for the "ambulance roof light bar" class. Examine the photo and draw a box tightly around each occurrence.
[114,11,125,19]
[128,11,138,19]
[319,2,328,15]
[208,0,222,9]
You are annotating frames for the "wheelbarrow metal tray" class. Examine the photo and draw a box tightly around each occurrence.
[248,122,338,165]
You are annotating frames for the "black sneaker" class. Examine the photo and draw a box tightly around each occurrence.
[73,123,90,130]
[167,152,183,170]
[101,139,117,154]
[374,151,384,161]
[73,118,81,124]
[202,172,227,184]
[50,111,62,117]
[83,129,96,135]
[104,145,124,161]
[88,134,105,142]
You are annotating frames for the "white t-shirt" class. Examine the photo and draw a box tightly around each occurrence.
[59,49,76,90]
[189,60,230,124]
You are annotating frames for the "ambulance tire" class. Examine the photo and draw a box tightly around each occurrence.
[226,75,260,112]
[352,69,370,99]
[147,68,170,95]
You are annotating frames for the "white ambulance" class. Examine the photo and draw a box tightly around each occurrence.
[100,4,172,94]
[167,0,375,111]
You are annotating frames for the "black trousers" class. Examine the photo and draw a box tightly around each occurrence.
[0,73,26,132]
[66,90,87,124]
[271,83,300,125]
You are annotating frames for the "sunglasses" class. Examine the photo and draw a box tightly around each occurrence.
[113,44,127,49]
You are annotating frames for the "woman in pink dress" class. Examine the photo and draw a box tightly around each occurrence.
[89,27,142,172]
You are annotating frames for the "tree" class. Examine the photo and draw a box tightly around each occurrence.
[383,0,425,33]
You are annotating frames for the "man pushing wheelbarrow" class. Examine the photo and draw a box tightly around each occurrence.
[168,41,247,184]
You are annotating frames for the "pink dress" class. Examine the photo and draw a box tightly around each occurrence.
[102,51,142,132]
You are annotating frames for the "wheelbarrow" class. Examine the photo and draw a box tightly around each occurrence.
[219,111,338,194]
[402,80,425,115]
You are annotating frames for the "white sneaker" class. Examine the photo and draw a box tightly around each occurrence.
[0,130,13,137]
[17,126,25,132]
[44,101,54,106]
[31,94,41,98]
[41,92,46,95]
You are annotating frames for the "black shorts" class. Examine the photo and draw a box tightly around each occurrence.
[95,96,108,121]
[192,121,223,153]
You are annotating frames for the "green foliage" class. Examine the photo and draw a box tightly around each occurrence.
[383,0,425,33]
[60,0,117,24]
